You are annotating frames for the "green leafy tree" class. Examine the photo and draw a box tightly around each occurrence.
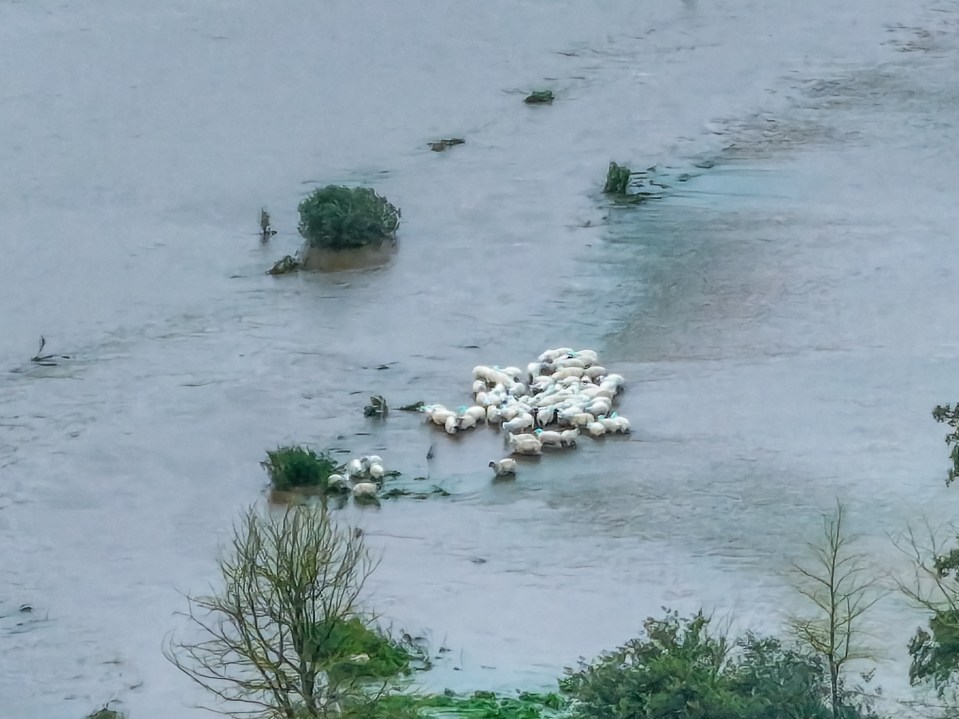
[932,404,959,485]
[897,522,959,699]
[561,610,868,719]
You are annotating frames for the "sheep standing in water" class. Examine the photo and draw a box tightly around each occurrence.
[489,458,517,477]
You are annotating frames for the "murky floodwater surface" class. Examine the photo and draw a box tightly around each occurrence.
[3,1,959,717]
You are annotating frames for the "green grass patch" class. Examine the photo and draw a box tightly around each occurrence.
[367,691,568,719]
[321,617,428,683]
[298,185,400,250]
[261,445,339,492]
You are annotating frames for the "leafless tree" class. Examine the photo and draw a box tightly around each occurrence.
[789,503,884,718]
[165,505,386,719]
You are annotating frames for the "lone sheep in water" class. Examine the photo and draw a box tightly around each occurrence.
[489,458,517,477]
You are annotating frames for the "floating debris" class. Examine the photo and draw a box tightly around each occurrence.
[267,254,301,275]
[30,336,70,366]
[603,162,668,201]
[363,395,389,418]
[429,138,466,152]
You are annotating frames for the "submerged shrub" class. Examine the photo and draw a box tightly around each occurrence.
[261,445,338,492]
[524,90,555,104]
[603,162,631,195]
[85,707,125,719]
[561,610,871,719]
[298,185,400,250]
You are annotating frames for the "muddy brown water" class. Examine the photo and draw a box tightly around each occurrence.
[3,1,959,717]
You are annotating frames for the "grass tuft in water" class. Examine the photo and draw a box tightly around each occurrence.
[298,185,400,250]
[85,706,125,719]
[261,445,339,492]
[524,90,555,105]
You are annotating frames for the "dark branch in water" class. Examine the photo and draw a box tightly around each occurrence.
[429,138,465,152]
[30,336,69,366]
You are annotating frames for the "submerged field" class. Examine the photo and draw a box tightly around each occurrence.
[3,1,959,717]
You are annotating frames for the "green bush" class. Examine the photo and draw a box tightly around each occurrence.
[561,610,872,719]
[298,185,400,250]
[261,445,338,492]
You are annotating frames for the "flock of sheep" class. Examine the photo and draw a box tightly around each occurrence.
[325,347,629,502]
[420,346,629,477]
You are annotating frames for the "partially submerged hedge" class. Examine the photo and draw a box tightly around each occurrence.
[261,445,338,492]
[298,185,400,250]
[603,162,631,195]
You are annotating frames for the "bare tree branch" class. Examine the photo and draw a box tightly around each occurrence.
[165,505,398,719]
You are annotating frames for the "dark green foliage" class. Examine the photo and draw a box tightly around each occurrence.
[524,90,555,104]
[604,162,631,195]
[261,445,338,492]
[298,185,400,250]
[381,486,449,500]
[317,617,426,683]
[908,544,959,694]
[561,611,871,719]
[85,707,124,719]
[909,610,959,694]
[364,691,567,719]
[933,403,959,485]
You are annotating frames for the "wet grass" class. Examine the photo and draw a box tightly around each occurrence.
[261,445,339,492]
[298,185,400,250]
[368,691,568,719]
[323,617,430,683]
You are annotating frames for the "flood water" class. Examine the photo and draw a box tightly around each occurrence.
[4,1,959,717]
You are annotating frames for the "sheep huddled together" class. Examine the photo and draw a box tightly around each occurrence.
[326,455,388,502]
[420,347,630,473]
